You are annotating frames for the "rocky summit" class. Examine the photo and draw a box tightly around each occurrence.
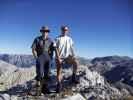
[0,54,133,100]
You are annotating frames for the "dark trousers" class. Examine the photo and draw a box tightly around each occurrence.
[35,54,50,81]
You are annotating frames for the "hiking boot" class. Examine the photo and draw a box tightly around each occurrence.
[41,84,51,94]
[43,75,51,81]
[36,81,41,87]
[72,74,80,84]
[56,82,62,93]
[36,85,42,96]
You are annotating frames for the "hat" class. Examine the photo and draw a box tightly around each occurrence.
[40,26,50,32]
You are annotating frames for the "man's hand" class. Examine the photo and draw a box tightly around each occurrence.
[56,57,62,64]
[34,55,38,60]
[32,48,38,60]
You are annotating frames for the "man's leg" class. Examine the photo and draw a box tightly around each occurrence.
[35,59,41,86]
[34,56,45,95]
[35,59,40,80]
[56,59,62,93]
[38,55,45,79]
[66,57,79,84]
[38,54,51,94]
[72,59,79,83]
[41,61,51,94]
[72,59,78,76]
[44,61,50,80]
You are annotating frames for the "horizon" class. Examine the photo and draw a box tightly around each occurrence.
[0,0,132,58]
[0,53,132,60]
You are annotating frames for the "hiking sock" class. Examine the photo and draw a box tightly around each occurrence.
[72,73,79,84]
[56,81,62,93]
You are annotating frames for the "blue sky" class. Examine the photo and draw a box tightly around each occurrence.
[0,0,132,58]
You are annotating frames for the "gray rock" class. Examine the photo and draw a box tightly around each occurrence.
[0,94,10,100]
[61,93,86,100]
[0,55,133,99]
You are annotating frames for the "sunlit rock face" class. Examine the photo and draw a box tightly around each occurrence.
[0,60,36,91]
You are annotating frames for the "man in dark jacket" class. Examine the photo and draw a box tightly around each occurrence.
[31,26,54,94]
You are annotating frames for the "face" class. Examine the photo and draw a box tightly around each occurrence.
[61,27,69,36]
[41,31,49,37]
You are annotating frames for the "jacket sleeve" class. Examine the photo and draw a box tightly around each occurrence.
[31,38,37,49]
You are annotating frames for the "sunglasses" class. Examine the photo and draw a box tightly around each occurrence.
[40,30,50,33]
[62,29,68,31]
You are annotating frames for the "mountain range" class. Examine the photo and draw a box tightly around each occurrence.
[0,54,133,100]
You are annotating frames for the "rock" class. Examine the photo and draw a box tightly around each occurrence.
[61,93,86,100]
[0,60,36,91]
[0,94,10,100]
[0,55,133,99]
[0,60,17,77]
[10,95,18,100]
[0,54,35,68]
[78,65,105,89]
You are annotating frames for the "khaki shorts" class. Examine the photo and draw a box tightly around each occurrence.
[62,55,76,64]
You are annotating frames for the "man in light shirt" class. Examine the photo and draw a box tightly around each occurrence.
[55,26,79,93]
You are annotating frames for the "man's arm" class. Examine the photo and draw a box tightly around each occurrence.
[31,38,38,59]
[55,48,60,60]
[55,47,62,65]
[32,48,38,59]
[53,39,61,63]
